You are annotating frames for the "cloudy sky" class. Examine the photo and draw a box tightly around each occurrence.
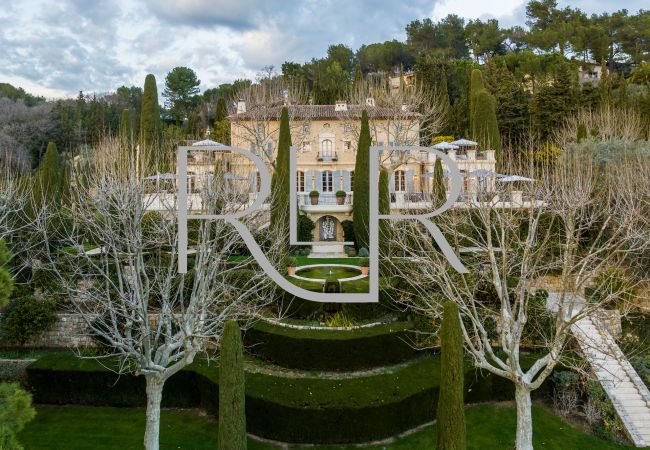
[0,0,646,99]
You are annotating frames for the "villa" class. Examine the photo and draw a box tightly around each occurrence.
[180,100,498,249]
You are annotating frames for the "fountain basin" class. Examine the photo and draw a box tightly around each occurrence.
[291,264,366,284]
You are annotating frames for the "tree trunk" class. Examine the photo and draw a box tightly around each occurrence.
[515,383,533,450]
[144,375,165,450]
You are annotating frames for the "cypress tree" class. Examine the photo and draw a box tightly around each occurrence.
[33,142,63,208]
[469,69,485,129]
[140,74,161,168]
[218,320,246,450]
[433,158,446,208]
[378,167,390,258]
[119,108,133,152]
[212,97,231,145]
[270,107,291,255]
[472,89,502,161]
[354,64,363,88]
[0,239,13,308]
[436,301,466,450]
[353,110,370,250]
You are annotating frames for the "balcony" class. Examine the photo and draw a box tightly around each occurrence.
[317,151,338,162]
[298,192,352,213]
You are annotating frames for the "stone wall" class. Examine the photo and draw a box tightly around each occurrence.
[29,313,96,348]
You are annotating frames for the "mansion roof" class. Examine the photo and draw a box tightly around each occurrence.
[228,104,421,121]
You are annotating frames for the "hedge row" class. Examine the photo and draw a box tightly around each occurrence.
[26,352,551,444]
[244,320,419,371]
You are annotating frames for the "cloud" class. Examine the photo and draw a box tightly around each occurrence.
[0,0,645,98]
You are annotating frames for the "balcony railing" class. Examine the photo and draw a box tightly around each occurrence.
[317,152,338,162]
[297,192,352,206]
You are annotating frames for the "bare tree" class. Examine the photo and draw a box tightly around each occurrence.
[344,78,448,171]
[554,105,647,147]
[386,148,650,450]
[32,139,283,450]
[229,77,311,170]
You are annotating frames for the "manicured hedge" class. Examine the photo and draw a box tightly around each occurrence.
[244,320,420,371]
[26,352,551,444]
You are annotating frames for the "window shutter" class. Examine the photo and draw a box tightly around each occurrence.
[305,170,313,191]
[333,170,341,191]
[389,172,395,193]
[315,170,322,191]
[406,169,414,193]
[342,170,351,191]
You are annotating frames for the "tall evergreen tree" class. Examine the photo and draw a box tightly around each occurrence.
[218,320,246,450]
[433,158,446,208]
[532,62,577,141]
[140,74,161,167]
[617,76,628,108]
[472,89,502,161]
[119,108,133,149]
[378,167,390,258]
[469,69,485,130]
[33,142,63,208]
[0,239,14,308]
[353,110,370,250]
[436,301,466,450]
[212,97,231,145]
[270,107,291,255]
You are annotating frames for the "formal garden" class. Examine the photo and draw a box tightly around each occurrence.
[2,3,650,449]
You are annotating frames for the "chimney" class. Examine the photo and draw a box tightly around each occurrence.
[365,97,375,107]
[236,100,246,114]
[335,100,347,111]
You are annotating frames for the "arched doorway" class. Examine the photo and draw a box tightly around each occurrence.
[318,215,338,241]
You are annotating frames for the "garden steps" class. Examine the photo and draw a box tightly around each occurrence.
[571,313,650,447]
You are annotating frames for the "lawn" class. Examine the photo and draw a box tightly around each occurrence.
[19,404,630,450]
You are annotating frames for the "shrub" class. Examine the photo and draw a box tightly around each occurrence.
[436,301,465,450]
[0,297,56,346]
[219,321,246,450]
[324,311,357,328]
[297,215,314,242]
[551,371,580,417]
[358,247,369,257]
[359,257,369,267]
[284,256,297,267]
[0,382,36,449]
[309,190,319,198]
[584,379,624,440]
[341,220,355,244]
[335,190,346,197]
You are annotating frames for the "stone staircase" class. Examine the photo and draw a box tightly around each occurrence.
[572,314,650,447]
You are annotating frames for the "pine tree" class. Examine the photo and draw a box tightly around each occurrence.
[353,110,370,250]
[469,69,485,130]
[472,89,502,161]
[532,62,577,141]
[378,167,390,257]
[218,320,247,450]
[140,74,161,168]
[436,301,466,450]
[433,158,446,208]
[270,107,291,255]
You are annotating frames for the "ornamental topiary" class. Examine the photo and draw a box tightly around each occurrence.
[218,320,247,450]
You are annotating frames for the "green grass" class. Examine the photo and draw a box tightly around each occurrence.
[18,404,630,450]
[296,257,360,266]
[296,266,361,280]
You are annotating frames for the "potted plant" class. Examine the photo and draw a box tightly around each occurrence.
[285,256,297,276]
[309,190,319,205]
[335,190,346,205]
[359,257,369,275]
